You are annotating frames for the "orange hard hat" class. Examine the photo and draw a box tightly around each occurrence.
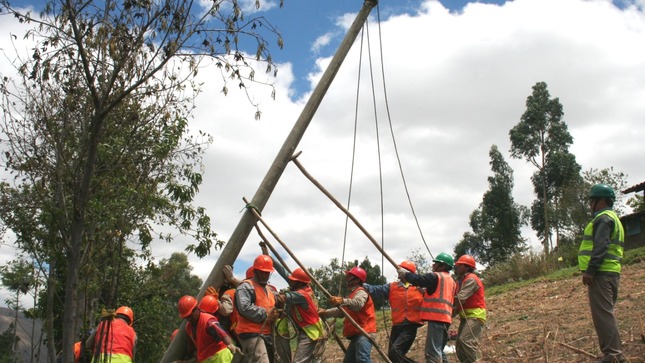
[115,306,134,325]
[198,295,220,314]
[455,255,477,269]
[346,267,367,283]
[178,295,198,319]
[253,255,274,272]
[398,260,417,274]
[245,266,255,279]
[288,268,311,284]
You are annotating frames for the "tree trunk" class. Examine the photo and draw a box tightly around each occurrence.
[46,259,57,363]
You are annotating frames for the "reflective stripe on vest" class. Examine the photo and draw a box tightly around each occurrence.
[420,271,455,324]
[186,312,228,362]
[234,279,276,335]
[388,282,423,325]
[578,209,624,273]
[457,273,486,321]
[91,318,136,363]
[343,287,377,337]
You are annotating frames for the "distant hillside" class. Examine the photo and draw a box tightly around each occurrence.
[0,307,48,362]
[321,261,645,362]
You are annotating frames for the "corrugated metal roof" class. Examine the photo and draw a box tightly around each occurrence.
[623,181,645,194]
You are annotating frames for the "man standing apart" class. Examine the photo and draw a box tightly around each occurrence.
[319,266,377,363]
[579,183,626,363]
[235,255,281,363]
[363,261,424,363]
[399,252,456,363]
[453,255,485,363]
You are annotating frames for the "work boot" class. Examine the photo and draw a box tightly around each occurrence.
[594,354,627,363]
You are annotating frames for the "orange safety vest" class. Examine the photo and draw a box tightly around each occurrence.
[459,274,486,310]
[290,285,320,327]
[234,279,276,335]
[92,318,136,360]
[343,287,377,338]
[420,272,456,324]
[388,281,423,325]
[186,312,228,362]
[221,288,237,332]
[73,341,81,363]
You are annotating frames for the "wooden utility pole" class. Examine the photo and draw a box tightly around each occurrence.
[160,1,378,361]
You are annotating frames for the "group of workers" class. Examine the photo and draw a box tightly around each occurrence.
[79,183,626,363]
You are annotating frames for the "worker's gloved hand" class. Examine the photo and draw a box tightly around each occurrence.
[317,308,327,316]
[205,286,219,298]
[582,273,594,286]
[227,344,243,355]
[223,265,234,282]
[259,241,270,255]
[266,308,281,323]
[276,293,286,305]
[330,296,343,306]
[397,268,409,282]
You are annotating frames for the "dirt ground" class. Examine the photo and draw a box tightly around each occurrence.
[319,261,645,362]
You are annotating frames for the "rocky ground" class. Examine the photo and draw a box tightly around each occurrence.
[319,261,645,362]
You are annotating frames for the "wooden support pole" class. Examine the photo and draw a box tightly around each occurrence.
[290,153,399,270]
[242,197,393,363]
[159,1,377,361]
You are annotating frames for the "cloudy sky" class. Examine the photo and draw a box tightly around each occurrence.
[1,0,645,306]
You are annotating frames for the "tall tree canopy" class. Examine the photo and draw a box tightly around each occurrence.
[0,0,282,360]
[454,145,526,266]
[509,81,579,254]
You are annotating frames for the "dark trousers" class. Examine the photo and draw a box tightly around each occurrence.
[388,323,420,363]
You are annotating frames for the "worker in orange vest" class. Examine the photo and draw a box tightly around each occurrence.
[453,255,486,363]
[399,252,456,363]
[86,306,137,363]
[319,266,376,363]
[234,255,281,363]
[363,260,424,363]
[177,295,241,363]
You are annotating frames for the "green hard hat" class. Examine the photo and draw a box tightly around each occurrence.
[432,252,454,268]
[589,183,615,201]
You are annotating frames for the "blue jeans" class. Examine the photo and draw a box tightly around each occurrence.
[424,321,450,363]
[344,335,373,363]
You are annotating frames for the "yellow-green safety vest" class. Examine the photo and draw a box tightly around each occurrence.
[578,209,624,273]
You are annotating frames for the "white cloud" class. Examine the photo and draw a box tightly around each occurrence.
[2,0,645,306]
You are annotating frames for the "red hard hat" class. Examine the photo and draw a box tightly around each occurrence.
[455,255,477,269]
[178,295,198,319]
[289,268,311,284]
[398,260,417,274]
[253,255,274,272]
[245,267,255,279]
[115,306,134,326]
[198,295,220,314]
[346,267,367,283]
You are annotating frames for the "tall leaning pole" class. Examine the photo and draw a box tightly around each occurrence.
[160,1,377,361]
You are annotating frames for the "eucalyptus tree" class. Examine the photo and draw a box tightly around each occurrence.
[509,82,579,254]
[455,145,526,266]
[0,0,282,360]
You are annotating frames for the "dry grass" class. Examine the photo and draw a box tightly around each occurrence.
[318,261,645,362]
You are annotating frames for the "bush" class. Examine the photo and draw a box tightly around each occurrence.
[482,249,560,287]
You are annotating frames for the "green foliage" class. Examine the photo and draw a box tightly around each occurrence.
[406,248,432,274]
[0,324,20,363]
[482,250,563,287]
[310,257,387,309]
[622,246,645,265]
[454,145,527,266]
[626,194,645,212]
[509,81,580,254]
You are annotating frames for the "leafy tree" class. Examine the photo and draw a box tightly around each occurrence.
[406,248,432,275]
[0,0,282,360]
[0,324,20,363]
[454,145,527,266]
[0,257,38,363]
[509,81,579,254]
[627,194,645,212]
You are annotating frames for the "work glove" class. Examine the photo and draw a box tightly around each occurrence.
[259,241,270,255]
[329,296,343,306]
[276,293,286,305]
[205,286,219,299]
[397,268,409,282]
[227,344,243,356]
[223,265,234,282]
[266,308,281,323]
